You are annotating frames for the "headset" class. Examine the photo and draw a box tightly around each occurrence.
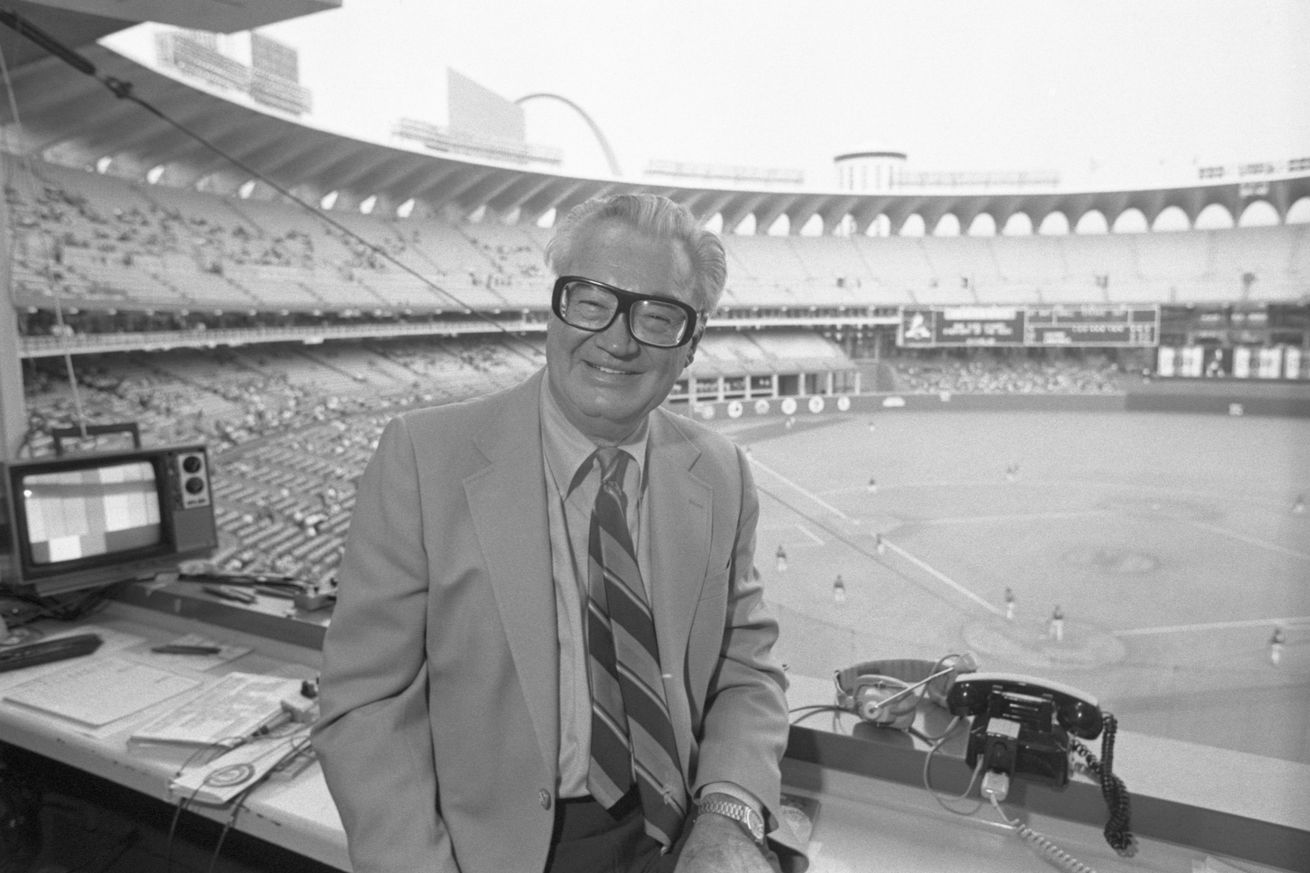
[833,653,978,729]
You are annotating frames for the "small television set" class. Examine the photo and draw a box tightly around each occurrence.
[0,443,218,598]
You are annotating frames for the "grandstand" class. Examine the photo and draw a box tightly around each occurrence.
[1,14,1309,872]
[3,23,1308,600]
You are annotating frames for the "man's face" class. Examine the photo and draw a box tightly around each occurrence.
[546,221,698,445]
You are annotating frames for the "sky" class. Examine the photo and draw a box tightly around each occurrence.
[107,0,1310,189]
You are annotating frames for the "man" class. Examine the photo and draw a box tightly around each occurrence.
[313,194,798,873]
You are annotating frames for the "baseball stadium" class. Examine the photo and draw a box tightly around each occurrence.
[0,2,1307,872]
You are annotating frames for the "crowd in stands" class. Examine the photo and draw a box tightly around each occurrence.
[5,162,554,314]
[10,158,1307,322]
[3,159,1291,585]
[19,338,540,585]
[19,342,1134,586]
[887,352,1128,394]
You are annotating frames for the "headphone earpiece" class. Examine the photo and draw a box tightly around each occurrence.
[834,654,978,729]
[853,675,917,728]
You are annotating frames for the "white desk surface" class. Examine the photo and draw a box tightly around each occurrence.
[0,601,349,871]
[1,602,1303,873]
[783,759,1292,873]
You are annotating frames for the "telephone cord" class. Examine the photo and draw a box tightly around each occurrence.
[989,794,1102,873]
[1070,714,1137,856]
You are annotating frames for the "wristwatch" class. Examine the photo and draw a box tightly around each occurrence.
[696,792,766,845]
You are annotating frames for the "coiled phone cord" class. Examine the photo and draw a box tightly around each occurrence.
[988,793,1102,873]
[1071,713,1137,856]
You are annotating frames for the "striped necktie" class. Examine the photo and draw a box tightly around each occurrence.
[585,447,687,849]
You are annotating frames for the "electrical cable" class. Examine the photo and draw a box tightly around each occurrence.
[1070,713,1137,857]
[920,719,984,815]
[0,9,544,371]
[163,794,189,873]
[911,713,962,744]
[204,733,313,873]
[988,792,1102,873]
[0,30,90,442]
[787,703,849,726]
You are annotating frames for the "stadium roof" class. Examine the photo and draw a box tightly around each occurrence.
[2,36,1308,234]
[0,1,337,68]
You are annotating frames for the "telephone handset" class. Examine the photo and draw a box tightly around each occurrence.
[947,671,1103,739]
[947,672,1137,861]
[946,671,1104,787]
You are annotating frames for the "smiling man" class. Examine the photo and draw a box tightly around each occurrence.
[313,194,798,873]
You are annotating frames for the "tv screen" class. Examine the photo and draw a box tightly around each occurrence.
[1,443,217,598]
[22,460,163,565]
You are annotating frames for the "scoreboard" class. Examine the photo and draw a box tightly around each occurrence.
[898,305,1159,348]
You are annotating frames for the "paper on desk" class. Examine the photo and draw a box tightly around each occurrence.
[147,632,252,668]
[2,655,203,727]
[0,624,147,696]
[129,671,305,747]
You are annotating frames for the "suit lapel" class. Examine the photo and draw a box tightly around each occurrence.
[465,371,559,773]
[645,411,711,674]
[460,385,712,779]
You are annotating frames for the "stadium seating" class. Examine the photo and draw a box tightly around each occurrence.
[10,158,1307,583]
[9,160,1308,315]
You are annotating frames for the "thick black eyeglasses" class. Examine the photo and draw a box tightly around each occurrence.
[551,276,700,348]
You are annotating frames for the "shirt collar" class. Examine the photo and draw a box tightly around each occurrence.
[539,377,648,497]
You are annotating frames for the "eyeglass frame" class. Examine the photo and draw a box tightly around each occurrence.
[550,275,702,349]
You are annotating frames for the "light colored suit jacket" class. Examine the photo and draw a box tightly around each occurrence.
[312,369,790,873]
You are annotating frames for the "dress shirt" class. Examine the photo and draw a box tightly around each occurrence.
[539,380,763,819]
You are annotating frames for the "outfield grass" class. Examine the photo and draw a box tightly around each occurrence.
[723,409,1310,764]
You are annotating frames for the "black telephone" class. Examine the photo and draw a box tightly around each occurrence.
[946,671,1103,787]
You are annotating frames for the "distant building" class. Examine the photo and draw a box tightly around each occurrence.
[834,147,1059,193]
[155,29,311,117]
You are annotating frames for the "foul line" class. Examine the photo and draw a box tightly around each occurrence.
[751,457,1002,616]
[749,457,850,520]
[881,539,1005,617]
[1179,519,1310,561]
[919,510,1112,526]
[795,524,825,545]
[1115,616,1310,637]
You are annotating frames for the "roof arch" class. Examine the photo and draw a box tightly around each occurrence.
[5,44,1308,237]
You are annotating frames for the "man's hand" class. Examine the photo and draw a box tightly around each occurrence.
[674,811,777,873]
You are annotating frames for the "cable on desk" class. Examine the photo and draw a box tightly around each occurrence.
[163,732,261,873]
[206,734,313,873]
[911,713,962,744]
[787,703,850,727]
[164,794,191,873]
[1070,713,1137,857]
[921,719,984,816]
[988,792,1102,873]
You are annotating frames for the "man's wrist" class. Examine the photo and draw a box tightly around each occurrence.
[696,791,767,846]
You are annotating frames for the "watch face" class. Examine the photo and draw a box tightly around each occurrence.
[700,796,766,845]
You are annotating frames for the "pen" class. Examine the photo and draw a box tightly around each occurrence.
[253,585,297,599]
[204,584,257,604]
[151,644,222,655]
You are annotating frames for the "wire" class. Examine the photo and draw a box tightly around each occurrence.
[0,9,544,370]
[0,32,90,438]
[788,703,849,725]
[164,795,190,873]
[1071,714,1137,857]
[207,734,313,873]
[921,719,984,815]
[911,713,962,744]
[208,809,239,873]
[988,793,1102,873]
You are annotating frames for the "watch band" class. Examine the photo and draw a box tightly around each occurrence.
[696,793,766,845]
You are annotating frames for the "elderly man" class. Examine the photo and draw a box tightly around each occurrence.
[313,193,797,873]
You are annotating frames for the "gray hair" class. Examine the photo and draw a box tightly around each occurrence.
[545,193,727,315]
